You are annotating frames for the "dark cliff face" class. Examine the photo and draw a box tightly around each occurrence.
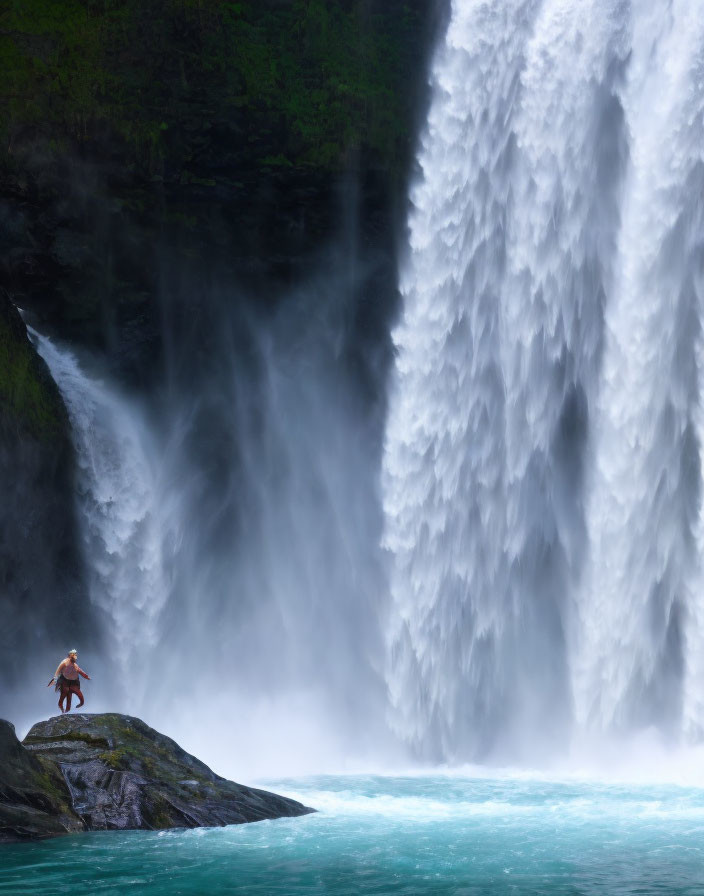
[0,293,92,720]
[0,0,448,503]
[1,0,448,385]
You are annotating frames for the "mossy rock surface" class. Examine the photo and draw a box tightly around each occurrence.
[0,719,84,842]
[0,290,68,442]
[22,713,313,832]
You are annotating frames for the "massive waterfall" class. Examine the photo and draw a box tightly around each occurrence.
[25,1,704,773]
[383,0,704,762]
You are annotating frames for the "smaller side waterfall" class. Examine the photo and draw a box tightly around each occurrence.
[30,329,168,702]
[28,270,394,775]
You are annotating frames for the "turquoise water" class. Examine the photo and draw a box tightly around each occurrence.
[3,774,704,894]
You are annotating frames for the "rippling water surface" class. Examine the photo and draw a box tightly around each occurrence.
[3,775,704,894]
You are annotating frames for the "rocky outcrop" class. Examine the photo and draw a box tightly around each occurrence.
[0,720,84,842]
[18,713,312,835]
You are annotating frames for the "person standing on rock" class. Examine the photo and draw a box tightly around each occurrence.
[48,649,91,713]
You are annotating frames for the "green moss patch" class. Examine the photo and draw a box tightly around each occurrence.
[0,0,424,175]
[0,299,67,442]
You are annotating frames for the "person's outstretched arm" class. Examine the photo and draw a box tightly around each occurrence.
[48,659,67,686]
[77,665,91,680]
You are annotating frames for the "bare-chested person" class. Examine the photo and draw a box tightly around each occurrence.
[48,649,91,713]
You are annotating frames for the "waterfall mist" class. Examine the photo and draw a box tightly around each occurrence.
[31,238,398,777]
[146,255,396,775]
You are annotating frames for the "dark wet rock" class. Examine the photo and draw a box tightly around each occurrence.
[21,713,313,832]
[0,719,84,842]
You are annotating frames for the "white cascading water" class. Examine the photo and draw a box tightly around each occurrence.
[384,0,704,761]
[576,4,704,739]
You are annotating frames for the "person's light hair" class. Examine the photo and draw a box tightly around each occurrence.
[68,649,77,656]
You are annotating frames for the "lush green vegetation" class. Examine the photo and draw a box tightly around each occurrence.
[1,0,424,173]
[0,1,432,378]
